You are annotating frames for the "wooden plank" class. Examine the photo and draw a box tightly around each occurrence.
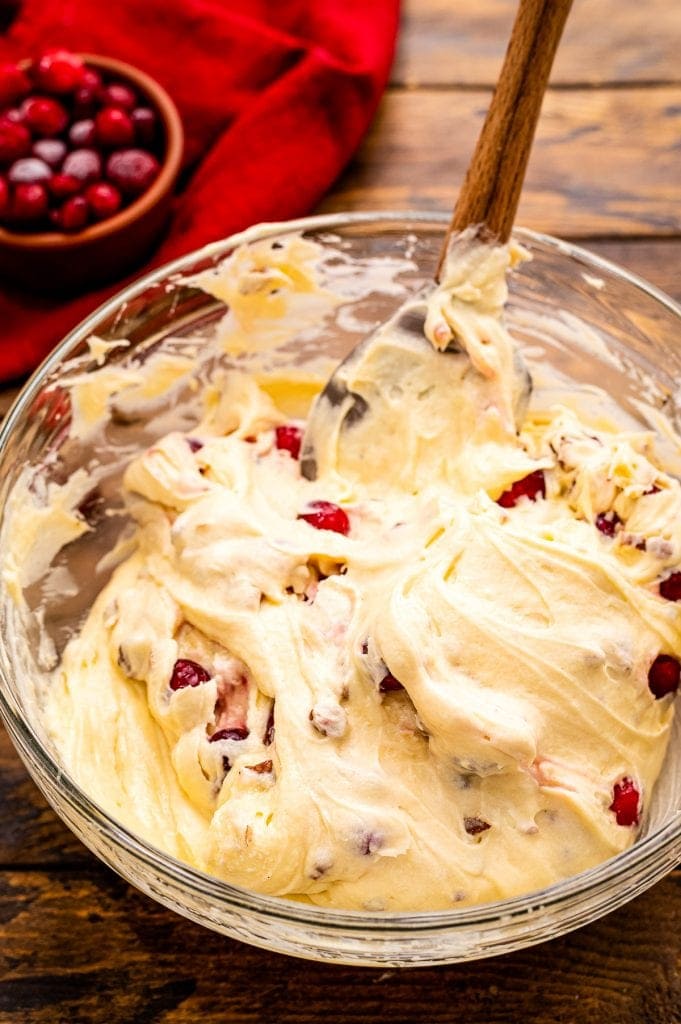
[0,869,679,1022]
[319,86,681,238]
[394,0,681,87]
[0,727,88,867]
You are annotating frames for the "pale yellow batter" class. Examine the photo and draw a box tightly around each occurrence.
[40,236,681,910]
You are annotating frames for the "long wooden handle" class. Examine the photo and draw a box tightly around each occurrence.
[436,0,573,279]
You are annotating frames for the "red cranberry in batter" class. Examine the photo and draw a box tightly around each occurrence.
[497,469,545,508]
[648,654,680,699]
[298,500,350,535]
[169,658,211,691]
[609,777,640,827]
[275,424,303,460]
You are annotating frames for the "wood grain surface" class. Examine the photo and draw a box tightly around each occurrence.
[2,0,681,1021]
[395,0,681,85]
[0,869,680,1023]
[320,87,681,236]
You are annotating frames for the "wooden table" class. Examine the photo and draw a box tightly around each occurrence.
[2,2,681,1020]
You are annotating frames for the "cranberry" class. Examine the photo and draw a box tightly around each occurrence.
[62,148,102,184]
[32,138,67,168]
[298,500,350,535]
[209,727,250,742]
[53,194,89,231]
[0,119,31,164]
[100,82,137,111]
[379,672,404,693]
[96,106,134,148]
[0,175,8,214]
[660,572,681,602]
[8,157,51,184]
[4,108,25,124]
[21,96,68,137]
[595,511,621,537]
[11,182,48,221]
[48,172,81,199]
[0,63,31,107]
[73,76,101,118]
[464,817,491,836]
[35,49,86,94]
[82,181,121,221]
[169,658,211,691]
[186,437,203,453]
[648,654,680,699]
[81,67,102,92]
[69,118,96,147]
[249,760,273,774]
[131,107,157,146]
[609,777,640,827]
[106,148,160,196]
[497,470,546,508]
[275,424,303,459]
[73,88,98,117]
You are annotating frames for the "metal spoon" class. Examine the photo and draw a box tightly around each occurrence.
[301,0,573,483]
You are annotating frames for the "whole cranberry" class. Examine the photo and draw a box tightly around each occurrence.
[48,172,81,200]
[53,194,89,231]
[0,119,31,165]
[69,119,96,147]
[0,175,8,215]
[609,777,640,827]
[85,181,122,220]
[81,67,102,92]
[73,71,102,117]
[100,82,137,111]
[298,500,350,535]
[32,138,67,168]
[4,108,25,124]
[11,182,48,221]
[62,148,102,184]
[106,148,160,196]
[660,571,681,602]
[35,49,86,94]
[0,62,31,107]
[7,157,52,184]
[275,424,303,459]
[21,96,68,137]
[648,654,680,699]
[96,106,134,148]
[131,107,157,146]
[169,658,211,691]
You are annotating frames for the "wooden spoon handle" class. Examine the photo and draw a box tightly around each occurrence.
[436,0,573,279]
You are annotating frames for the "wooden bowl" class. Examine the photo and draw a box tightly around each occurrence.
[0,54,184,295]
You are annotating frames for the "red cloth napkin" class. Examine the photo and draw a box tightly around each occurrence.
[0,0,399,381]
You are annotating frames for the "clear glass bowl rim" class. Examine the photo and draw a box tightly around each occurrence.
[1,210,680,934]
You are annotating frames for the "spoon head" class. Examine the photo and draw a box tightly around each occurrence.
[301,299,531,485]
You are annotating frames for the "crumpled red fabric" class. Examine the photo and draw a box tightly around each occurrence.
[0,0,399,381]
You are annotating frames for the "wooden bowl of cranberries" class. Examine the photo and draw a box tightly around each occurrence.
[0,48,183,294]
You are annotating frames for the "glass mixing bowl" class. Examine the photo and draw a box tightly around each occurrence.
[0,212,680,967]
